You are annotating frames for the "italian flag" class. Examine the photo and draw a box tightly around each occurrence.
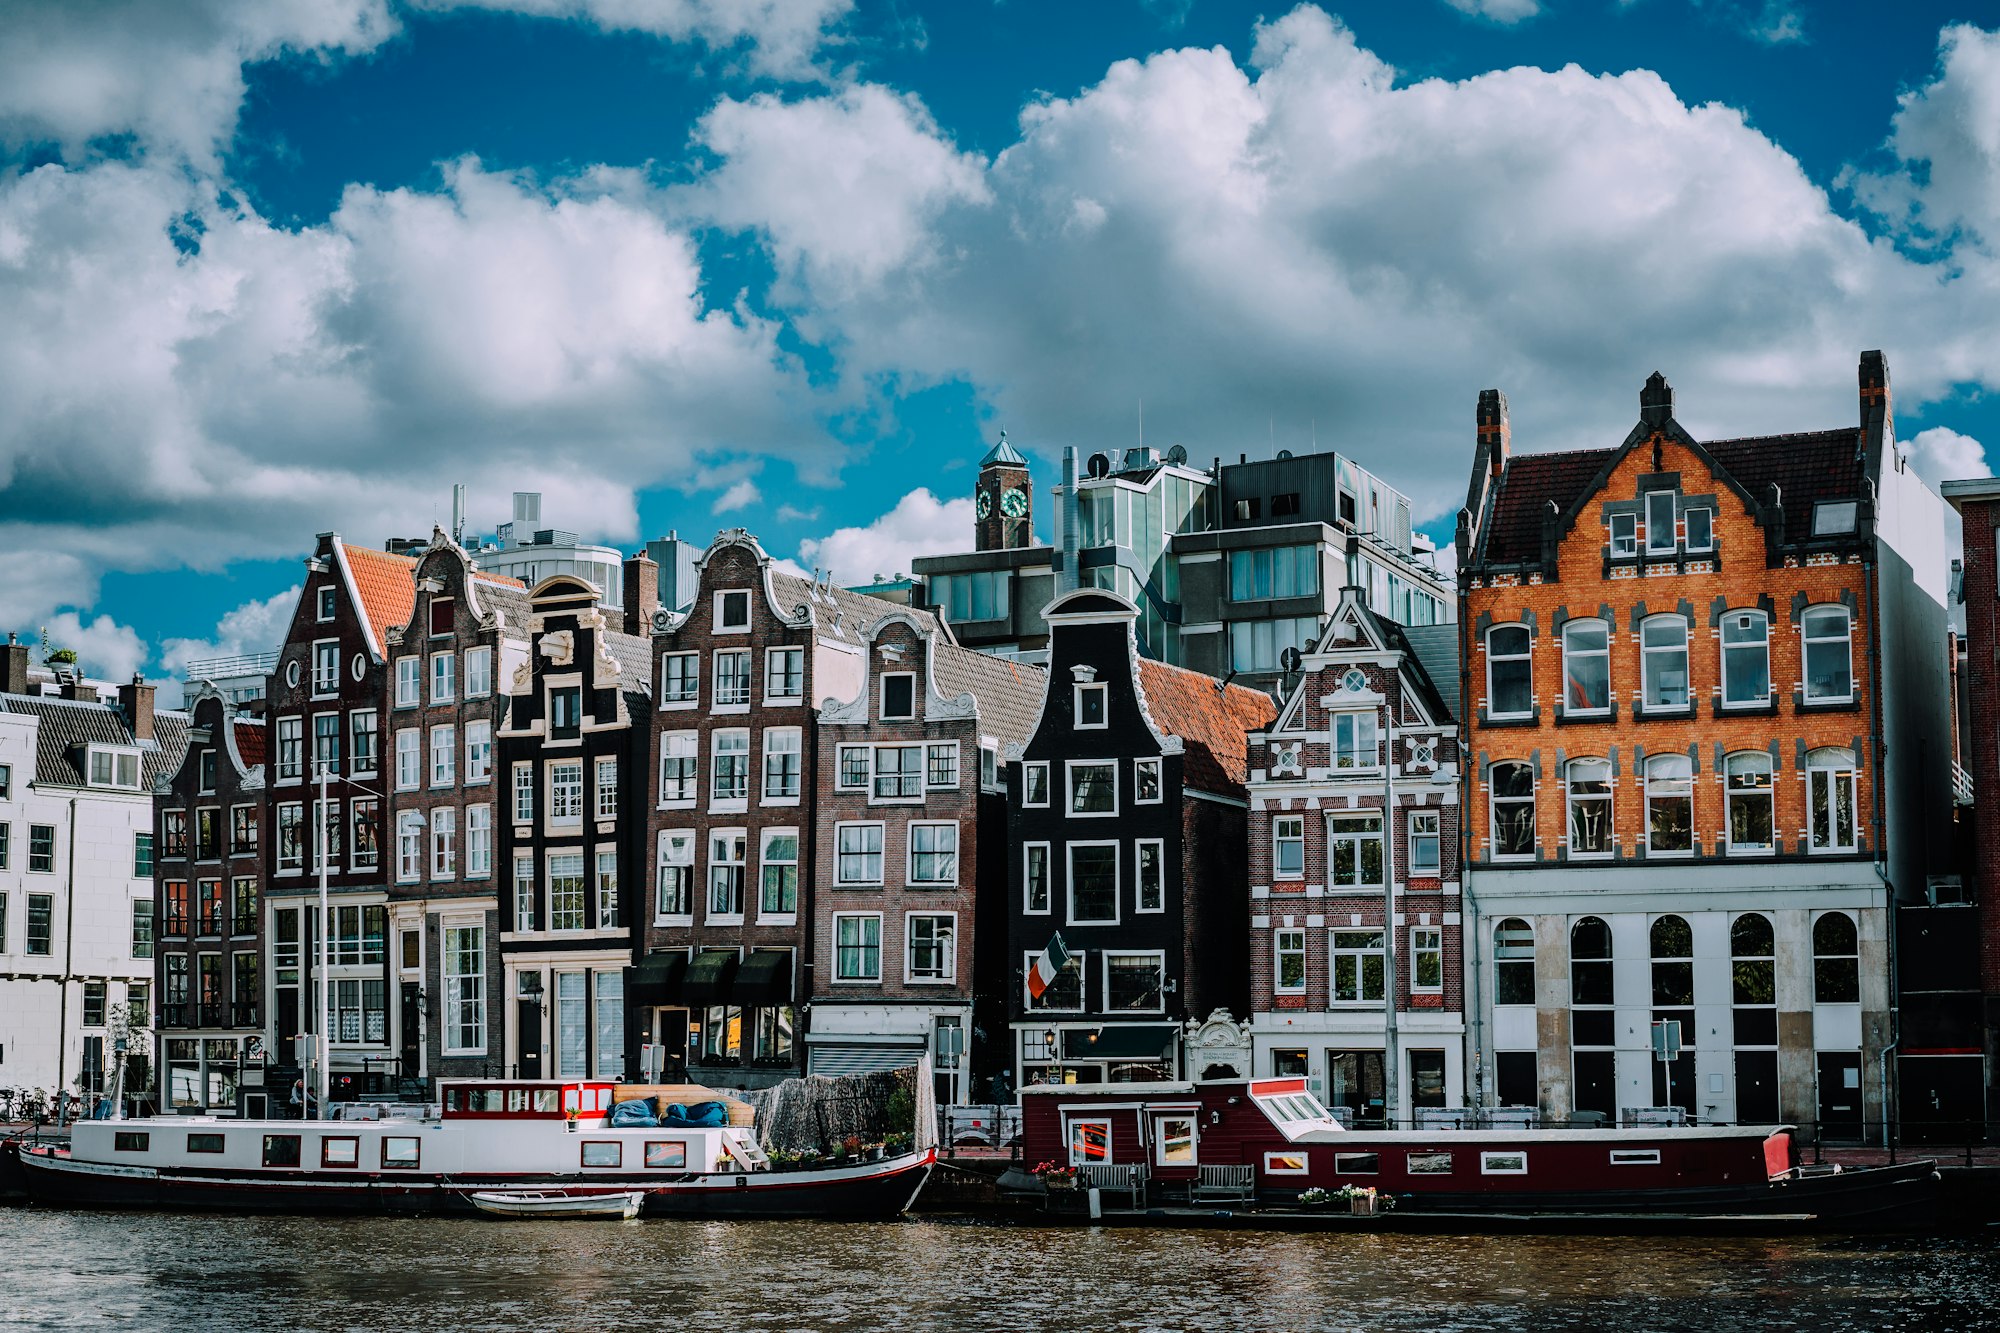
[1028,932,1071,1001]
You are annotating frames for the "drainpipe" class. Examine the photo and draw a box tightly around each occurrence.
[1382,712,1401,1128]
[58,797,79,1111]
[1864,549,1897,1150]
[1456,591,1483,1113]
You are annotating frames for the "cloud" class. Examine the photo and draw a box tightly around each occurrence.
[1905,427,1991,490]
[21,610,151,683]
[796,488,973,586]
[1442,0,1540,24]
[409,0,853,79]
[712,479,762,513]
[158,585,302,679]
[0,0,396,167]
[775,503,820,522]
[1850,24,2000,249]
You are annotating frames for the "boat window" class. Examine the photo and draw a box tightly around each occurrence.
[1334,1153,1378,1175]
[445,1089,463,1113]
[262,1135,302,1168]
[469,1088,505,1113]
[581,1141,623,1168]
[534,1090,560,1114]
[1263,1152,1310,1175]
[564,1088,582,1114]
[383,1137,421,1170]
[1407,1152,1453,1175]
[321,1137,360,1168]
[1066,1118,1111,1166]
[187,1133,225,1154]
[114,1132,149,1152]
[645,1140,688,1169]
[1153,1116,1198,1167]
[1609,1149,1661,1166]
[1480,1151,1528,1175]
[507,1088,531,1113]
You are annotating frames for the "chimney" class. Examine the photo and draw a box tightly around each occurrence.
[61,679,94,702]
[1639,371,1674,427]
[119,675,157,742]
[1476,389,1511,471]
[1,633,27,696]
[1859,349,1891,422]
[623,553,660,637]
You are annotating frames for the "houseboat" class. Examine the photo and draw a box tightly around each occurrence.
[1019,1078,1938,1229]
[17,1079,933,1219]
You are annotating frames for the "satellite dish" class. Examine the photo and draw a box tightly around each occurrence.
[1280,646,1303,673]
[1166,444,1188,466]
[1277,449,1294,460]
[1086,452,1112,479]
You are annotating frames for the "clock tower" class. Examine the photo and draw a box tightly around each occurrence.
[974,432,1033,552]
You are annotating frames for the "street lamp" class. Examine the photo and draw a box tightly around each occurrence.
[1044,1027,1060,1086]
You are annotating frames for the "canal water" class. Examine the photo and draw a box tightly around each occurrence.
[1,1211,1995,1331]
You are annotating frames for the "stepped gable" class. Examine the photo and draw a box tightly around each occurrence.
[1134,659,1276,796]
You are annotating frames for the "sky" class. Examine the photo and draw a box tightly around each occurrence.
[2,0,1997,687]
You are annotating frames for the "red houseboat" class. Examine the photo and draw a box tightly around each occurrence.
[1019,1078,1937,1229]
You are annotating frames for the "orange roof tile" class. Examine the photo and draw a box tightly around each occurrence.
[1136,658,1277,796]
[340,543,418,657]
[233,720,266,769]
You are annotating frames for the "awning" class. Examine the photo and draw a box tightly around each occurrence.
[735,951,794,1006]
[1063,1024,1178,1061]
[683,949,739,1006]
[628,951,688,1004]
[806,1037,926,1079]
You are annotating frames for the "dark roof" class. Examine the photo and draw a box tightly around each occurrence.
[931,645,1046,750]
[1135,659,1277,796]
[981,436,1029,468]
[1383,620,1459,726]
[600,626,656,700]
[1397,623,1461,724]
[1478,449,1605,565]
[1,693,191,790]
[770,572,952,650]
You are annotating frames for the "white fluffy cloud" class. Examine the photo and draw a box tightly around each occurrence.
[1905,427,1991,490]
[796,488,973,587]
[712,479,762,513]
[1443,0,1541,24]
[1852,25,2000,249]
[158,585,302,679]
[25,610,151,683]
[410,0,852,79]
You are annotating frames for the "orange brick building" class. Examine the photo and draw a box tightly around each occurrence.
[1454,354,1952,1138]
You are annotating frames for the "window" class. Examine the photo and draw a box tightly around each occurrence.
[1408,810,1441,875]
[0,761,7,798]
[312,641,339,696]
[1075,682,1107,728]
[1646,490,1677,553]
[394,657,420,708]
[443,925,485,1053]
[834,913,882,982]
[230,806,258,856]
[661,652,699,704]
[350,710,377,775]
[1562,620,1611,714]
[1229,545,1318,601]
[909,822,958,885]
[1156,1115,1199,1167]
[1481,1151,1528,1175]
[1229,616,1319,672]
[1683,508,1713,552]
[1649,913,1694,1008]
[1813,912,1860,1003]
[1565,758,1612,857]
[594,757,617,818]
[162,811,188,858]
[1731,912,1777,1045]
[1134,757,1161,803]
[1640,615,1690,710]
[465,721,492,784]
[1331,930,1384,1002]
[765,647,804,700]
[1803,606,1854,702]
[880,673,916,721]
[1486,625,1532,717]
[197,749,218,794]
[327,905,386,967]
[1136,839,1164,911]
[513,855,536,931]
[82,979,107,1026]
[548,852,586,931]
[1067,1118,1110,1166]
[1023,762,1050,806]
[1720,611,1770,707]
[548,761,583,826]
[132,899,154,958]
[1494,918,1534,1005]
[1068,761,1116,816]
[872,746,922,800]
[383,1137,420,1170]
[646,1140,688,1169]
[834,745,869,791]
[187,1132,225,1154]
[395,728,419,790]
[1407,925,1445,995]
[196,879,223,934]
[548,686,582,739]
[1332,713,1377,768]
[835,823,883,885]
[429,725,456,787]
[1328,812,1384,888]
[131,831,154,879]
[1813,501,1858,535]
[317,585,337,621]
[707,831,746,917]
[656,831,694,918]
[714,651,752,707]
[581,1141,623,1169]
[232,877,258,934]
[1571,916,1614,1006]
[1027,951,1084,1012]
[396,812,423,881]
[1275,929,1306,993]
[466,804,491,877]
[1068,843,1118,923]
[925,743,959,790]
[715,588,752,631]
[595,850,618,928]
[907,913,955,982]
[1024,843,1051,913]
[1273,815,1305,879]
[275,805,303,872]
[275,717,302,782]
[1807,748,1858,853]
[262,1136,301,1168]
[764,728,802,798]
[1610,511,1638,557]
[759,830,798,915]
[463,646,491,698]
[1105,953,1164,1011]
[1725,751,1774,853]
[1334,1152,1379,1175]
[428,597,454,637]
[1644,753,1694,854]
[425,651,454,704]
[659,732,698,802]
[932,570,1010,623]
[512,762,534,823]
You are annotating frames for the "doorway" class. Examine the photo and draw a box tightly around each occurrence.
[1734,1050,1779,1124]
[516,997,543,1080]
[1816,1051,1863,1142]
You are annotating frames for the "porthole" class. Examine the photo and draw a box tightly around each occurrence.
[1342,669,1367,693]
[284,660,301,688]
[351,653,367,682]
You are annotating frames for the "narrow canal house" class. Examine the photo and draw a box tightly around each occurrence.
[495,568,655,1082]
[1005,588,1275,1088]
[810,607,1042,1104]
[380,531,530,1087]
[151,686,263,1114]
[1244,586,1465,1124]
[1454,355,1953,1138]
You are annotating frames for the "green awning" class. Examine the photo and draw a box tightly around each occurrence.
[629,951,688,1003]
[734,951,794,1006]
[1063,1024,1177,1061]
[683,949,739,1005]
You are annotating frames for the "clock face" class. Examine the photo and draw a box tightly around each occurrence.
[975,491,993,519]
[999,487,1028,518]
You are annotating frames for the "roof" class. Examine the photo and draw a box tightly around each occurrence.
[0,693,191,791]
[1397,622,1462,724]
[344,541,529,656]
[931,643,1046,749]
[769,572,953,650]
[600,626,656,699]
[1478,449,1605,565]
[981,435,1028,468]
[233,719,266,769]
[1135,659,1277,795]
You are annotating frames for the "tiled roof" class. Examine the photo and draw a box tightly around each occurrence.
[1,693,190,791]
[233,719,266,769]
[1398,622,1462,725]
[932,644,1046,750]
[1135,659,1277,796]
[341,543,418,654]
[470,576,534,636]
[769,573,952,649]
[1479,449,1606,565]
[599,626,656,700]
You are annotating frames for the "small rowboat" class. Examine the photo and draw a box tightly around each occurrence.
[470,1189,644,1220]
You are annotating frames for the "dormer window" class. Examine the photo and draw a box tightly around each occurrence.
[198,750,218,794]
[1075,682,1107,728]
[880,673,916,721]
[1645,491,1677,554]
[317,586,337,622]
[1813,501,1858,536]
[88,747,141,790]
[715,589,751,633]
[429,598,454,637]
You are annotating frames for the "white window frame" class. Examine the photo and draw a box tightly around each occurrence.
[1724,751,1775,856]
[594,756,618,820]
[871,744,923,802]
[317,585,337,622]
[1274,928,1307,995]
[1330,929,1386,1004]
[907,821,959,887]
[513,854,536,932]
[925,742,960,791]
[1644,753,1695,856]
[1066,840,1120,926]
[904,911,957,985]
[511,761,534,824]
[832,912,883,984]
[441,922,486,1055]
[464,720,492,784]
[1683,507,1713,552]
[547,851,587,932]
[758,827,799,920]
[1645,490,1677,554]
[395,811,423,883]
[1485,625,1533,719]
[1102,950,1166,1015]
[1022,761,1050,807]
[1074,681,1108,729]
[712,649,752,709]
[1410,925,1444,994]
[1135,838,1165,913]
[657,731,698,805]
[1481,1151,1530,1175]
[654,830,694,922]
[394,656,420,708]
[714,588,752,633]
[311,639,339,697]
[1640,614,1691,712]
[834,744,869,792]
[879,672,917,722]
[350,710,378,777]
[1273,814,1305,880]
[660,652,699,707]
[1134,756,1162,804]
[429,724,456,788]
[706,830,746,921]
[1331,712,1379,769]
[1407,809,1441,876]
[764,646,804,702]
[1561,619,1612,716]
[1719,609,1771,709]
[835,822,885,887]
[463,646,492,699]
[1027,950,1086,1014]
[1802,605,1855,703]
[1023,842,1052,915]
[710,729,749,805]
[1609,511,1638,558]
[1066,759,1118,818]
[763,727,803,801]
[430,651,456,705]
[1807,748,1859,853]
[1565,758,1613,859]
[430,807,456,881]
[1327,811,1385,889]
[275,716,303,784]
[547,760,584,829]
[595,849,618,929]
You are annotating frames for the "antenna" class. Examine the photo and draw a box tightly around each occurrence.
[1137,397,1144,449]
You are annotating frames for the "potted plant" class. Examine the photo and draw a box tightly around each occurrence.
[884,1131,914,1157]
[1297,1187,1333,1210]
[1033,1160,1080,1191]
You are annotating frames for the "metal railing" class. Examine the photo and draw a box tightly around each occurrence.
[182,652,279,679]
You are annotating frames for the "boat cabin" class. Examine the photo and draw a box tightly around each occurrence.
[439,1081,618,1121]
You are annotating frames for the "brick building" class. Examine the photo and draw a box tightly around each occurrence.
[1454,355,1953,1138]
[1244,587,1464,1124]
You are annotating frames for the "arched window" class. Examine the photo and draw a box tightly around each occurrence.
[1487,625,1533,718]
[1489,762,1536,860]
[1570,917,1613,1006]
[1570,916,1616,1117]
[1724,751,1774,854]
[1643,753,1694,854]
[1495,918,1535,1005]
[1731,913,1775,1009]
[1719,609,1771,707]
[1807,748,1858,852]
[1650,915,1694,1007]
[1640,614,1689,711]
[1813,911,1860,1003]
[1731,913,1779,1122]
[1561,619,1611,714]
[1565,758,1613,857]
[1802,606,1854,702]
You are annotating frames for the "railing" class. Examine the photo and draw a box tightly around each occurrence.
[1953,761,1974,806]
[182,652,279,679]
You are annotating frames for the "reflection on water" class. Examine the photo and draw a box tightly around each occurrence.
[1,1211,1994,1332]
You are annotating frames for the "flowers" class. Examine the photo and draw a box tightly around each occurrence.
[1033,1160,1080,1188]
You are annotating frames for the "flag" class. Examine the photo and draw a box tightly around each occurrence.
[1027,932,1071,1001]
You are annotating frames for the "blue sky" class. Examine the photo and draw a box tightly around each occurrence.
[1,0,1996,684]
